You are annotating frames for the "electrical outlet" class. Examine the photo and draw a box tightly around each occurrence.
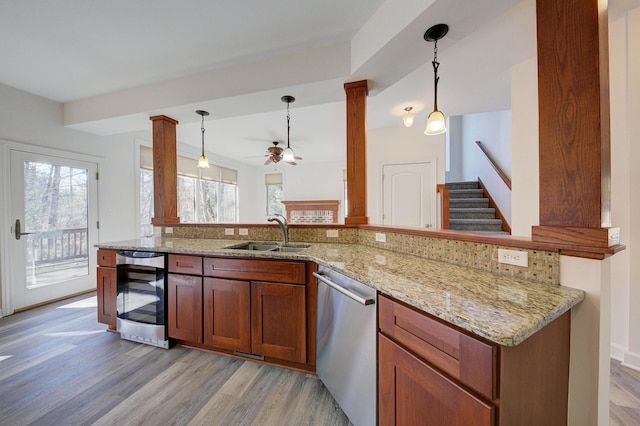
[165,227,173,234]
[225,228,234,236]
[239,228,249,236]
[498,249,528,267]
[326,229,339,238]
[375,233,386,243]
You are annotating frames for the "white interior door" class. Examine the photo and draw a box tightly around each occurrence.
[382,162,436,228]
[9,149,98,311]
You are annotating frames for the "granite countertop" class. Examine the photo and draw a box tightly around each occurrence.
[96,237,585,347]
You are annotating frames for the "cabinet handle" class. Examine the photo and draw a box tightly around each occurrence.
[313,272,375,306]
[176,262,193,268]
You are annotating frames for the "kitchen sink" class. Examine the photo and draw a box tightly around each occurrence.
[224,242,310,252]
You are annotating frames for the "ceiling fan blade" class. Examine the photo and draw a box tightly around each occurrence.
[264,157,273,165]
[294,155,303,160]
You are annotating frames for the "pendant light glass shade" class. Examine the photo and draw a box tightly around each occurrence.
[282,147,295,162]
[196,109,210,168]
[197,154,210,168]
[402,106,415,128]
[425,110,447,135]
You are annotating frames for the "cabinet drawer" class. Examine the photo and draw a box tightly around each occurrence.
[379,334,494,426]
[203,257,306,284]
[379,294,497,400]
[97,250,116,267]
[168,254,203,275]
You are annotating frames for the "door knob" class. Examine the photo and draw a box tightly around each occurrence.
[14,219,33,240]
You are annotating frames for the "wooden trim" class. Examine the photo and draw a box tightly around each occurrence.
[475,141,511,190]
[150,115,180,225]
[357,224,624,257]
[536,0,611,228]
[477,178,511,234]
[531,225,617,249]
[344,80,369,225]
[14,288,96,313]
[436,184,450,229]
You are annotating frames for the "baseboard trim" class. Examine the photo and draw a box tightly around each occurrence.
[622,351,640,372]
[611,343,627,361]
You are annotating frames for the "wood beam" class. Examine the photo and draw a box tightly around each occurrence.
[150,115,180,225]
[344,80,369,225]
[533,0,614,248]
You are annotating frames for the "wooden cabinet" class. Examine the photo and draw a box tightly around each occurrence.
[379,334,494,426]
[167,255,203,344]
[203,277,251,353]
[251,281,306,364]
[169,254,313,368]
[378,294,571,426]
[96,250,117,330]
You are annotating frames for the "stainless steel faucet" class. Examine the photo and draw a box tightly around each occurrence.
[268,214,289,245]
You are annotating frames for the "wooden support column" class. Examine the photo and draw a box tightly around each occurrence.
[532,0,615,250]
[344,80,369,225]
[150,115,180,225]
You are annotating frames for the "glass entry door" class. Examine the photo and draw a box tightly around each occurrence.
[9,149,98,311]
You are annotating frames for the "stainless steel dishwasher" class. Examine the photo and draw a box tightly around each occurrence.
[314,266,377,426]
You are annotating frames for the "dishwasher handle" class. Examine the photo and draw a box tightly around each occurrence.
[313,272,375,306]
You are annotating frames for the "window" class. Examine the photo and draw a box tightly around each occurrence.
[139,146,238,236]
[265,172,283,216]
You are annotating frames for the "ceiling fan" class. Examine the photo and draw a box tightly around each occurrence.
[263,141,302,165]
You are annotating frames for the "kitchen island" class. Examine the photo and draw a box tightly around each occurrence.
[96,237,585,425]
[96,237,584,347]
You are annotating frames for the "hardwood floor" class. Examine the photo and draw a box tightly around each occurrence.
[0,293,350,426]
[611,359,640,425]
[4,292,640,425]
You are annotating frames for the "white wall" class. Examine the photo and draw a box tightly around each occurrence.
[609,10,632,362]
[459,110,513,226]
[445,115,463,182]
[252,161,346,224]
[510,57,539,237]
[0,83,140,313]
[366,124,446,226]
[610,6,640,372]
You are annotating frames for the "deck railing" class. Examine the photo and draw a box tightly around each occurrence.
[25,228,88,266]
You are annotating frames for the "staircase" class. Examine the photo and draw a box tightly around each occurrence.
[445,181,506,232]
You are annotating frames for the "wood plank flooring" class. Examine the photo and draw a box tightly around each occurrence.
[3,292,640,425]
[0,293,350,426]
[611,358,640,425]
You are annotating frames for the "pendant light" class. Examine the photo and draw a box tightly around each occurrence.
[424,24,448,136]
[402,106,415,127]
[196,109,210,168]
[281,95,296,163]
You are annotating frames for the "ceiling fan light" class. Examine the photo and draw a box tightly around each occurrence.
[282,147,295,162]
[425,110,447,135]
[197,154,210,168]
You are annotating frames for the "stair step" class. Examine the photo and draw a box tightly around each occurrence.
[445,181,479,190]
[449,189,485,199]
[450,198,489,208]
[450,208,496,219]
[450,218,504,232]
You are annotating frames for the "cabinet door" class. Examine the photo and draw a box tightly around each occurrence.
[167,274,202,343]
[203,277,251,353]
[379,334,494,426]
[251,281,306,364]
[96,267,117,329]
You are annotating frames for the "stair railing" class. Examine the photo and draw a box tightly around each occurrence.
[436,184,450,229]
[475,141,511,190]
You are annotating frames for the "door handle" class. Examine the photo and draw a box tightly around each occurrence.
[14,219,33,240]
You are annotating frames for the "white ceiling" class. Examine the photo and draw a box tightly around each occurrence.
[0,0,636,166]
